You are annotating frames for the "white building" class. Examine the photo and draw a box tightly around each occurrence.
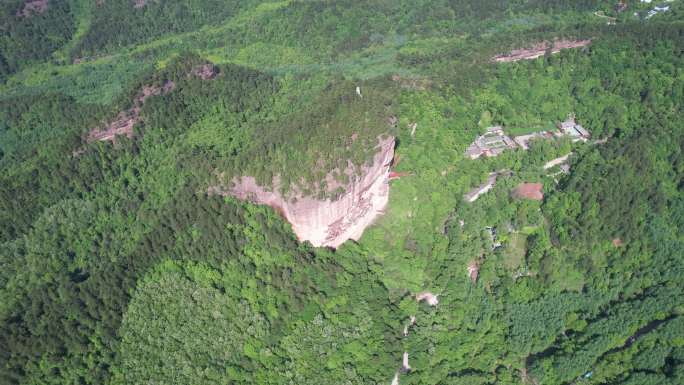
[557,116,590,141]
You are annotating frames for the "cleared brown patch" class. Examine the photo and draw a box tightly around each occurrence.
[191,64,218,80]
[612,238,624,247]
[468,261,479,284]
[87,109,139,142]
[493,39,591,63]
[135,80,174,104]
[16,0,48,17]
[512,183,544,201]
[389,171,410,180]
[86,80,174,143]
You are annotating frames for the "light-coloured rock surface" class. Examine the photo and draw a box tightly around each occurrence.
[192,64,218,80]
[493,39,591,62]
[403,315,416,336]
[133,0,149,9]
[402,352,411,371]
[468,261,479,283]
[415,292,439,306]
[16,0,48,17]
[222,136,395,248]
[87,81,175,143]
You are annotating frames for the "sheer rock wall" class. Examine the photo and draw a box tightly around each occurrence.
[225,136,395,248]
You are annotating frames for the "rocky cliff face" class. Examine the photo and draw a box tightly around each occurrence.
[223,136,394,248]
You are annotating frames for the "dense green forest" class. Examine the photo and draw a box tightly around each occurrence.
[1,0,683,384]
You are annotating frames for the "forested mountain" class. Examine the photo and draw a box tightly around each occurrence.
[1,1,683,384]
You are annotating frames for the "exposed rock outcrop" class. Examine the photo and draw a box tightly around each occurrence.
[415,292,439,306]
[468,261,480,284]
[191,63,218,80]
[133,0,149,9]
[403,315,416,337]
[16,0,48,17]
[493,39,591,62]
[218,136,395,248]
[402,352,411,372]
[86,81,175,143]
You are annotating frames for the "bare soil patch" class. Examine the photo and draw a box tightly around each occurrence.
[87,109,139,142]
[133,0,149,9]
[493,39,591,63]
[415,292,439,306]
[86,80,174,143]
[192,64,218,80]
[512,183,544,200]
[16,0,48,17]
[468,261,479,284]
